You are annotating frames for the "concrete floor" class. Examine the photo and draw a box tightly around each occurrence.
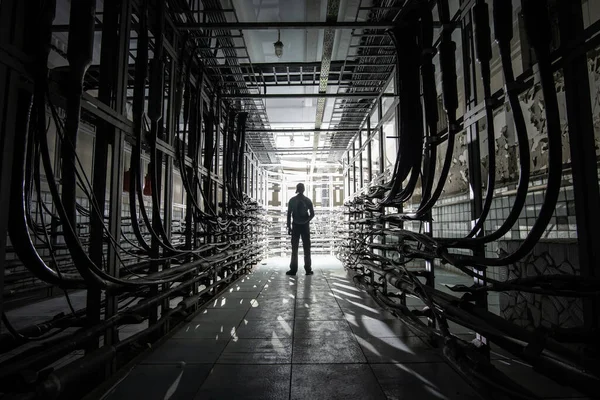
[1,256,589,399]
[101,256,482,400]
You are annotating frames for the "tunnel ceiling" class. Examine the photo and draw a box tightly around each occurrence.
[174,0,402,172]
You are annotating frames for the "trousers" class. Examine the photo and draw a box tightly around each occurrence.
[290,223,311,273]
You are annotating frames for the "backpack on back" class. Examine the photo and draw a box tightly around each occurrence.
[295,197,309,219]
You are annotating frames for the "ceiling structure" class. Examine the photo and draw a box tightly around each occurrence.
[176,0,402,178]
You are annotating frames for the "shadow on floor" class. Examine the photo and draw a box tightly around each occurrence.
[99,256,586,400]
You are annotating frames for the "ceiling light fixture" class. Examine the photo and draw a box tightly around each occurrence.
[290,135,295,146]
[274,30,284,58]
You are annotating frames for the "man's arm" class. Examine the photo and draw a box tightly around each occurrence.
[308,200,315,222]
[287,200,292,230]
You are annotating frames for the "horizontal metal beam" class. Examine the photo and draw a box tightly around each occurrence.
[268,149,347,154]
[349,44,395,48]
[222,93,395,99]
[207,61,394,70]
[246,128,367,133]
[176,22,396,30]
[223,81,342,87]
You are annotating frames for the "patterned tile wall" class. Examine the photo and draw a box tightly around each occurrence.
[429,174,580,280]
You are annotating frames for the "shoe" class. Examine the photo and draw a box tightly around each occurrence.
[286,270,296,276]
[305,271,314,275]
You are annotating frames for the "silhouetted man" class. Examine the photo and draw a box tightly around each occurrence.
[286,183,315,276]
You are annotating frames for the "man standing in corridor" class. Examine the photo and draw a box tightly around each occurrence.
[286,183,315,276]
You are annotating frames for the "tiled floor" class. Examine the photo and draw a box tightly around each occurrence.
[101,256,482,400]
[3,257,590,399]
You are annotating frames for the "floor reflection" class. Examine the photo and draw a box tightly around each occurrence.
[103,255,482,400]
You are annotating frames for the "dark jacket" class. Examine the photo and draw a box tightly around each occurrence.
[287,194,315,226]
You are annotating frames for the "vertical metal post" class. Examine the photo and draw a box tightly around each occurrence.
[254,157,258,200]
[0,0,25,333]
[148,16,162,329]
[358,130,363,189]
[558,0,600,331]
[185,88,198,256]
[264,172,268,207]
[251,156,255,199]
[245,144,249,194]
[104,0,131,354]
[367,119,373,183]
[214,95,221,213]
[378,98,385,175]
[352,142,357,195]
[186,113,196,252]
[106,129,125,348]
[88,0,120,353]
[462,7,488,349]
[329,174,334,255]
[346,151,351,198]
[221,109,229,215]
[196,97,204,223]
[213,98,223,290]
[391,61,403,224]
[161,54,177,331]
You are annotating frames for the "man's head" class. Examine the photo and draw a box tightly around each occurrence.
[296,183,305,194]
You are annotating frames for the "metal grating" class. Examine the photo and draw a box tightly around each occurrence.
[172,0,277,163]
[326,0,403,162]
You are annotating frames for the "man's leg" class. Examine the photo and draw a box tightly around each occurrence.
[301,224,312,272]
[289,224,300,273]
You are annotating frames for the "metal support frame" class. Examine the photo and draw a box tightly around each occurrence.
[352,141,357,195]
[367,119,373,183]
[558,0,600,332]
[462,3,487,349]
[176,21,396,30]
[247,128,368,133]
[160,51,178,335]
[358,130,364,189]
[221,93,395,99]
[214,95,222,217]
[335,0,600,396]
[346,151,351,198]
[88,0,131,359]
[0,0,269,395]
[0,0,25,334]
[378,100,385,175]
[4,0,600,397]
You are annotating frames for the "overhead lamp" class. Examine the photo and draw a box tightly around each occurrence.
[290,135,295,146]
[274,30,284,58]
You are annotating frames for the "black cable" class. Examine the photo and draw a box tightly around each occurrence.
[1,313,69,343]
[404,0,459,218]
[7,0,85,288]
[466,0,496,238]
[128,0,152,253]
[442,0,562,266]
[438,0,531,248]
[35,148,77,315]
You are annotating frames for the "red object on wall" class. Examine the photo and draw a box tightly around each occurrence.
[143,173,152,196]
